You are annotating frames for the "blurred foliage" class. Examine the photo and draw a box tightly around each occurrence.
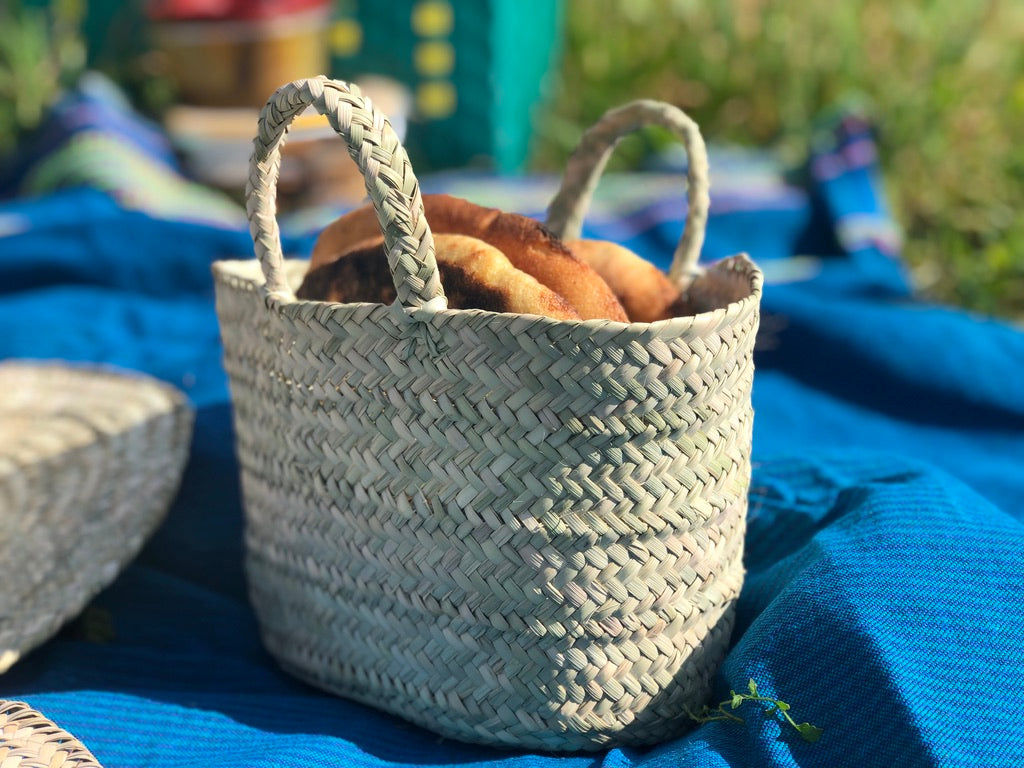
[74,0,178,119]
[533,0,1024,319]
[0,0,85,155]
[0,0,173,161]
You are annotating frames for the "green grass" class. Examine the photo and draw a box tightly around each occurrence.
[532,0,1024,320]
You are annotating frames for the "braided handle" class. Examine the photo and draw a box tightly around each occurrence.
[545,99,711,286]
[246,77,445,308]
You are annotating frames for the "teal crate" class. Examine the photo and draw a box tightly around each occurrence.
[329,0,563,172]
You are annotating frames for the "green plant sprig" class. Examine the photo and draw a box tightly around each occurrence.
[688,678,823,743]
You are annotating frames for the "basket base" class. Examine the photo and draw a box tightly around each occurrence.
[253,594,738,753]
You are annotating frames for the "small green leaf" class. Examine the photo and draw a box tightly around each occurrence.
[796,723,824,743]
[731,693,744,709]
[747,678,758,695]
[776,701,790,712]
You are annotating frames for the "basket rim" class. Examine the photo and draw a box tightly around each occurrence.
[212,252,762,334]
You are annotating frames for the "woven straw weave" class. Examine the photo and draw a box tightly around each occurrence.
[0,362,193,674]
[213,77,762,751]
[0,701,102,767]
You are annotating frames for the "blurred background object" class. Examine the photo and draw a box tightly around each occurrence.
[328,0,563,172]
[146,0,332,108]
[163,73,410,207]
[145,0,409,209]
[0,0,1021,319]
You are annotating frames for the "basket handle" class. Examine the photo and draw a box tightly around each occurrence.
[545,100,710,286]
[246,77,446,309]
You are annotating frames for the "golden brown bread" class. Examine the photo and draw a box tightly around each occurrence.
[308,208,385,269]
[298,233,583,321]
[309,194,629,323]
[297,235,394,305]
[565,239,682,323]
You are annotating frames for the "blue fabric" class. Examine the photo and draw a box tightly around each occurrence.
[2,90,1024,768]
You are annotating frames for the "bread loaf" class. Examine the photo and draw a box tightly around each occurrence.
[566,239,681,323]
[298,233,583,321]
[309,194,629,323]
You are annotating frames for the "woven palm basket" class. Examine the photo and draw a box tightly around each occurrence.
[0,700,103,767]
[213,77,762,751]
[0,362,193,673]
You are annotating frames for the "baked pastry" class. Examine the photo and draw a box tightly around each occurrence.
[565,239,681,324]
[309,194,629,323]
[297,235,395,305]
[298,233,583,321]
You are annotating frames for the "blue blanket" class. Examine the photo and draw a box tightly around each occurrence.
[2,85,1023,767]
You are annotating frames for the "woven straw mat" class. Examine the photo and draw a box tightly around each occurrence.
[0,700,103,767]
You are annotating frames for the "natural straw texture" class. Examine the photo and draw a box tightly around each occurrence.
[0,700,103,767]
[213,77,762,752]
[246,77,443,307]
[546,99,710,285]
[0,362,193,674]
